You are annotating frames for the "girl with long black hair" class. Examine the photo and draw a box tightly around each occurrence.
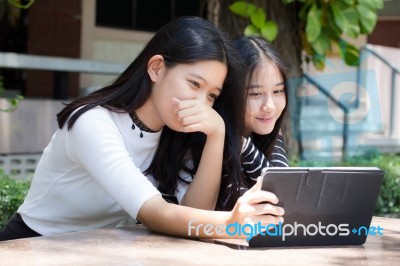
[234,36,290,187]
[0,17,283,241]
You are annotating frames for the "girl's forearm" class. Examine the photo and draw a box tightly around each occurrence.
[138,183,284,240]
[139,195,232,238]
[181,133,224,210]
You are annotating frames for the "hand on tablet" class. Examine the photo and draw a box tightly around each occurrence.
[228,176,285,227]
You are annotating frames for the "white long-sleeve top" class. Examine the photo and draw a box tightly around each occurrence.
[18,106,162,235]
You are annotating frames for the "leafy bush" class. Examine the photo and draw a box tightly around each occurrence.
[0,74,24,113]
[0,170,31,228]
[292,153,400,216]
[342,153,400,215]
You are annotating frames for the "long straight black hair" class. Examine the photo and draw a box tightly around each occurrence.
[145,19,246,211]
[57,16,246,211]
[232,36,288,160]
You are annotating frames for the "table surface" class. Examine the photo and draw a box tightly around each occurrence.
[0,216,399,266]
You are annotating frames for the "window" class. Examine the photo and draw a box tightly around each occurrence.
[96,0,207,32]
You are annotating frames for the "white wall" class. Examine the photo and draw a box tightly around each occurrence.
[365,44,400,138]
[80,0,154,90]
[0,98,63,154]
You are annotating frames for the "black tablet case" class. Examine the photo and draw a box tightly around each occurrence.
[248,167,384,247]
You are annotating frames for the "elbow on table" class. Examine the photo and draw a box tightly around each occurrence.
[137,196,175,231]
[137,195,194,238]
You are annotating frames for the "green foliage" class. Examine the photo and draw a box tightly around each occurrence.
[229,0,384,70]
[0,0,32,112]
[0,170,31,228]
[0,74,24,112]
[229,1,278,42]
[7,0,35,9]
[299,0,383,70]
[291,153,400,215]
[341,153,400,215]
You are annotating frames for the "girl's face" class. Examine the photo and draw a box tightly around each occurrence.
[148,57,227,131]
[245,60,286,136]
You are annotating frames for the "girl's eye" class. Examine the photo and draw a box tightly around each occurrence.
[190,80,200,88]
[249,92,262,97]
[208,93,218,101]
[274,89,285,94]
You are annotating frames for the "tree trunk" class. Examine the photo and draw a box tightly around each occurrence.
[208,0,303,160]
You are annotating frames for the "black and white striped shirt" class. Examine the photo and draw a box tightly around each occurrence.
[241,135,289,182]
[165,135,289,206]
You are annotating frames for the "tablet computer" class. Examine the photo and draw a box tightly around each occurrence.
[248,167,384,247]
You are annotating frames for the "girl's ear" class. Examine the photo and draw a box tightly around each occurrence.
[147,55,165,82]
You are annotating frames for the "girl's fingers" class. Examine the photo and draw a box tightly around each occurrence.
[172,97,181,105]
[176,108,223,135]
[243,215,284,226]
[232,182,285,229]
[180,121,224,136]
[173,98,199,112]
[173,98,224,135]
[239,202,284,216]
[177,110,206,125]
[176,108,197,120]
[240,190,279,205]
[235,188,284,227]
[180,122,203,133]
[246,175,263,193]
[179,113,218,129]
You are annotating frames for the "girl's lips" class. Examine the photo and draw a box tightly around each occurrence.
[256,116,274,122]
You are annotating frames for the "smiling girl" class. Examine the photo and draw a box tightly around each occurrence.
[228,36,290,205]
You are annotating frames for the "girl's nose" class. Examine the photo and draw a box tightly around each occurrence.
[261,97,275,112]
[198,92,212,106]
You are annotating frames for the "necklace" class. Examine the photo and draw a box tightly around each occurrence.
[129,111,157,138]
